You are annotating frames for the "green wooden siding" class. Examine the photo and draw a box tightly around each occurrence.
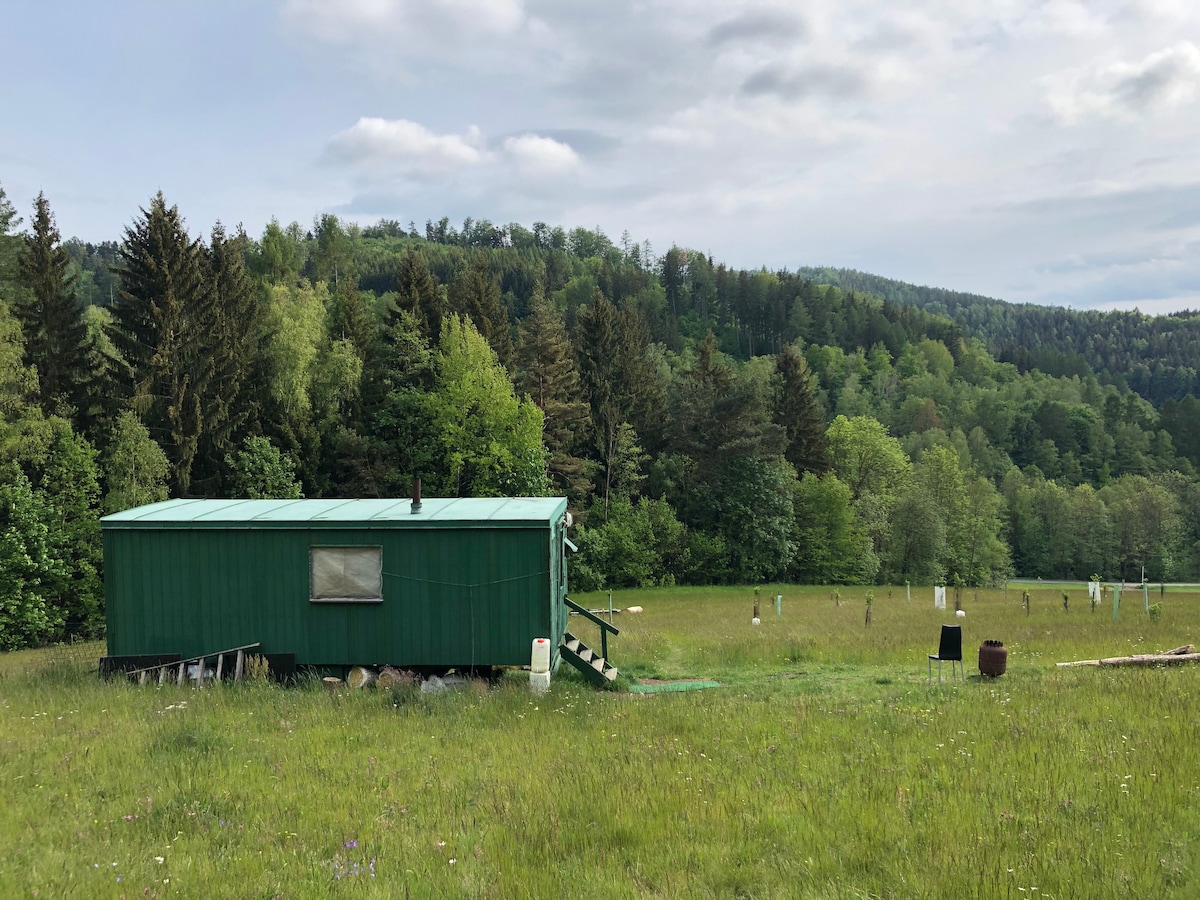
[102,498,568,668]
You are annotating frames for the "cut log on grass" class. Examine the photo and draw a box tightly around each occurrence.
[1057,646,1200,668]
[346,666,378,689]
[376,666,415,690]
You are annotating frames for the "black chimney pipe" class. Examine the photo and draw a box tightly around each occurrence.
[411,477,422,513]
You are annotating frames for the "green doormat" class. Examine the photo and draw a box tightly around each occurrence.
[629,680,721,694]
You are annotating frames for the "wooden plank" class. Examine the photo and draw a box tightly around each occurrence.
[176,662,185,685]
[234,650,245,682]
[215,653,225,681]
[1057,651,1200,668]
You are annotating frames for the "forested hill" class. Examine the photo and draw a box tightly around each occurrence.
[798,267,1200,409]
[5,182,1200,649]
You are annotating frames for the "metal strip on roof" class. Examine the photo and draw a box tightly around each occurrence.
[102,497,567,527]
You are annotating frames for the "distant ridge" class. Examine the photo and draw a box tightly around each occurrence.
[798,266,1200,408]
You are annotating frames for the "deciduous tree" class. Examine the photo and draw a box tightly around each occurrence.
[427,315,548,497]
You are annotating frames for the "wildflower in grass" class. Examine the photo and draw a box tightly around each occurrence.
[344,840,357,848]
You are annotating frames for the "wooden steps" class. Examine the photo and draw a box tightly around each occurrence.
[560,631,618,685]
[127,642,261,686]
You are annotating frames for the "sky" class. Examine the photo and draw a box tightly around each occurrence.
[3,0,1200,314]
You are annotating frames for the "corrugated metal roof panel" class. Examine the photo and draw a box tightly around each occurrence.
[102,497,566,528]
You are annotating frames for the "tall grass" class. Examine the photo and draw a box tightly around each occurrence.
[2,586,1198,897]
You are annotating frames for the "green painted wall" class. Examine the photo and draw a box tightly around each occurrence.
[103,503,569,668]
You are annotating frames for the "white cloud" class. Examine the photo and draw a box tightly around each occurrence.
[325,118,485,176]
[325,119,586,188]
[281,0,528,74]
[283,0,525,40]
[1009,0,1110,38]
[1045,41,1200,124]
[20,0,1200,311]
[501,134,581,176]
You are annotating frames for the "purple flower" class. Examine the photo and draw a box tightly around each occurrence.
[344,840,358,848]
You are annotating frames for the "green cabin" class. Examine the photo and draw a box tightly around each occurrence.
[100,496,571,675]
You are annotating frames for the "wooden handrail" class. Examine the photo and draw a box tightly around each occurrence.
[565,597,619,663]
[565,598,619,635]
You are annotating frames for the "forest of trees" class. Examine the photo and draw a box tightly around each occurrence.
[2,180,1200,649]
[801,267,1200,412]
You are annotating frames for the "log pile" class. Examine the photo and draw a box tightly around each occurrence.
[1057,644,1198,668]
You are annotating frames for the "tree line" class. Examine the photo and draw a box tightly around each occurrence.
[1,181,1198,649]
[801,266,1200,412]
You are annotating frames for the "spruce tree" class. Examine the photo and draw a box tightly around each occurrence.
[574,290,666,511]
[393,247,442,345]
[515,282,593,500]
[774,342,830,474]
[0,182,22,309]
[448,253,511,369]
[574,289,623,510]
[360,307,437,495]
[190,223,265,493]
[328,275,375,359]
[15,193,91,416]
[108,193,213,494]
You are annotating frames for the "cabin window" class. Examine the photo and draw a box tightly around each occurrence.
[310,546,383,603]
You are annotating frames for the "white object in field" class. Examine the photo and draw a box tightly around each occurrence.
[347,665,378,689]
[531,637,551,674]
[1088,581,1101,601]
[529,670,551,694]
[752,617,761,625]
[419,673,470,693]
[420,675,447,693]
[956,609,966,619]
[625,605,644,614]
[934,586,946,609]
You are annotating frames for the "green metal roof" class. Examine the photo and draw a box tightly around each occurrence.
[102,497,567,529]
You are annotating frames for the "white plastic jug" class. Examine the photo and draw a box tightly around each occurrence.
[530,637,551,674]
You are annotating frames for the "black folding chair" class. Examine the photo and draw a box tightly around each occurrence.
[928,624,963,683]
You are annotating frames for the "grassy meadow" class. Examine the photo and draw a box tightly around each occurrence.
[3,583,1200,898]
